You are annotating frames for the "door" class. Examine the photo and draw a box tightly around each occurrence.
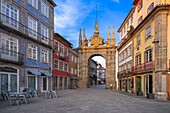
[145,75,153,95]
[1,74,8,91]
[11,74,17,92]
[53,76,58,90]
[42,77,47,91]
[59,77,63,90]
[28,76,36,90]
[125,80,128,92]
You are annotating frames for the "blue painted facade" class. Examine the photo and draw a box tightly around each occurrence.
[0,0,56,92]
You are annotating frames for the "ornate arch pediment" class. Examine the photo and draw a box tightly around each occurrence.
[89,32,104,47]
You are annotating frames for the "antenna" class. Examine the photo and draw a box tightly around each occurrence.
[96,5,98,22]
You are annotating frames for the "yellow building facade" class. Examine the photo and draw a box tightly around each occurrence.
[118,0,170,100]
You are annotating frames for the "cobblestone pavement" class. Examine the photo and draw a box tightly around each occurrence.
[0,86,170,113]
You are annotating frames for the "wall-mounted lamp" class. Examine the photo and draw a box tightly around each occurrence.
[152,38,159,44]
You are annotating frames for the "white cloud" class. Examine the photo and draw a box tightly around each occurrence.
[54,0,94,47]
[111,0,120,3]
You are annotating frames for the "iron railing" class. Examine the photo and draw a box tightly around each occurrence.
[0,48,24,64]
[132,61,155,73]
[0,13,52,46]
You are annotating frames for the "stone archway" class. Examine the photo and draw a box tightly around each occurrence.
[78,23,117,89]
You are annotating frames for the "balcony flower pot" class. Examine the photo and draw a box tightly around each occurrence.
[146,93,154,99]
[137,91,143,96]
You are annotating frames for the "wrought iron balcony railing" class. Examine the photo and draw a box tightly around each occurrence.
[0,48,24,65]
[132,61,155,73]
[118,68,132,78]
[0,13,52,47]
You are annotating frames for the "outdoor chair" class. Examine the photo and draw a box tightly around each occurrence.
[45,91,52,99]
[9,94,19,106]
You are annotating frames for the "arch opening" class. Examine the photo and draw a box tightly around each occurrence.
[88,54,106,89]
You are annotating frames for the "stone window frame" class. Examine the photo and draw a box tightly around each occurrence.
[27,43,37,60]
[28,0,38,9]
[28,16,38,39]
[40,48,49,63]
[54,59,59,69]
[41,1,49,18]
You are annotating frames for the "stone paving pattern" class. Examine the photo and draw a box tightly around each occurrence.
[0,87,170,113]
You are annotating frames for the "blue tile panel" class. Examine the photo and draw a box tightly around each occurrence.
[0,0,53,90]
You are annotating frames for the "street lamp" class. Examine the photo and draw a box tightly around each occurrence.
[152,38,159,44]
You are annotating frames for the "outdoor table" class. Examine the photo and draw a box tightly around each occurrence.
[9,92,28,105]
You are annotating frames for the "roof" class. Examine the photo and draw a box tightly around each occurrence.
[118,7,135,32]
[117,5,170,50]
[47,0,57,7]
[54,33,73,47]
[132,0,140,5]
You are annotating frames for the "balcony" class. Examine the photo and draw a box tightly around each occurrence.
[0,48,24,65]
[59,51,66,60]
[0,13,52,47]
[118,68,132,78]
[132,61,155,74]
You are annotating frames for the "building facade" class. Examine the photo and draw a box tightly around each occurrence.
[69,49,79,89]
[53,33,72,90]
[96,63,106,84]
[0,0,56,93]
[118,0,170,100]
[88,59,98,85]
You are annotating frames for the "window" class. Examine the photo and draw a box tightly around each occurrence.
[127,22,129,30]
[75,57,77,63]
[41,49,49,63]
[148,3,154,14]
[54,59,59,69]
[41,24,49,44]
[64,47,68,56]
[138,0,143,11]
[138,16,143,24]
[128,46,132,56]
[1,0,19,28]
[28,0,38,9]
[128,62,131,69]
[131,16,133,24]
[28,43,37,60]
[64,63,68,71]
[60,43,64,53]
[41,1,49,18]
[59,61,64,70]
[145,49,152,63]
[75,69,77,74]
[28,76,36,90]
[71,55,74,61]
[145,25,151,39]
[71,68,73,74]
[28,16,37,39]
[1,33,18,55]
[136,54,141,66]
[54,40,59,51]
[136,34,140,46]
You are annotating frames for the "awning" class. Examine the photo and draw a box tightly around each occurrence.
[28,70,41,76]
[42,72,52,77]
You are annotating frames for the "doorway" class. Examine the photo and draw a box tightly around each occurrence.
[145,75,153,95]
[42,77,48,91]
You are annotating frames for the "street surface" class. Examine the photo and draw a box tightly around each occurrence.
[0,85,170,113]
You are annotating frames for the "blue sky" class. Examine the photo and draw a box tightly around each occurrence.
[54,0,133,48]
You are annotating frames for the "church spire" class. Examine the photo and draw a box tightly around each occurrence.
[112,26,115,45]
[107,26,110,44]
[79,29,82,47]
[82,28,87,41]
